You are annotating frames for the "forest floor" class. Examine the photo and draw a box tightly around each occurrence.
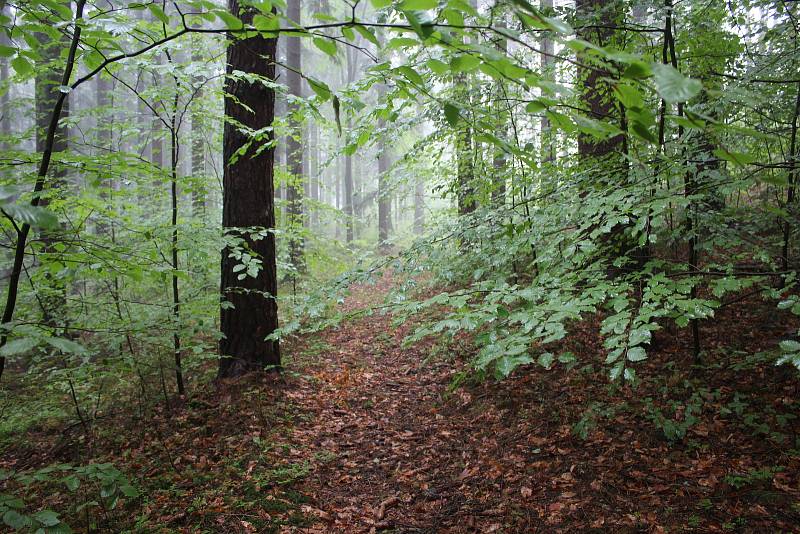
[4,273,800,533]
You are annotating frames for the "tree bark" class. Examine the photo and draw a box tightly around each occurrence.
[218,0,280,378]
[285,0,304,269]
[378,110,391,248]
[191,46,206,219]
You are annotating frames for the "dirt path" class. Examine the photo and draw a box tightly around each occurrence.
[280,278,509,532]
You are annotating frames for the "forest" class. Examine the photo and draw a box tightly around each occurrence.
[1,0,800,531]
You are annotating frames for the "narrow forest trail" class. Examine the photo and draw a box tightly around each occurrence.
[274,274,526,532]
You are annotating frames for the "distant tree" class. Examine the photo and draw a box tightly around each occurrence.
[285,0,305,269]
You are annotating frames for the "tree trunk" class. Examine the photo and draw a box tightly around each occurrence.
[540,0,554,163]
[414,175,424,234]
[492,16,508,205]
[218,0,280,378]
[285,0,304,270]
[344,143,354,244]
[95,73,113,236]
[455,73,475,216]
[0,4,10,151]
[0,0,86,380]
[35,27,70,329]
[191,46,206,219]
[378,137,391,248]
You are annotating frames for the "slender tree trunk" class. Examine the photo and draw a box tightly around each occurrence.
[414,175,424,234]
[0,4,10,151]
[286,0,304,270]
[218,0,280,378]
[344,141,354,244]
[455,73,475,216]
[191,46,206,219]
[782,84,800,272]
[378,137,391,248]
[95,73,113,236]
[0,0,86,380]
[540,0,554,163]
[34,23,72,330]
[492,16,508,204]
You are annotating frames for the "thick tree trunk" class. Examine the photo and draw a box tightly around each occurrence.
[575,0,625,159]
[218,0,280,378]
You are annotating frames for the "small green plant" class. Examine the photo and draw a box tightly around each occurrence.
[643,394,702,443]
[723,466,782,490]
[0,463,138,532]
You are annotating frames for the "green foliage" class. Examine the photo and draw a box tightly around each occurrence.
[0,463,138,532]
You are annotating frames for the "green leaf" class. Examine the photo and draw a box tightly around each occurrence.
[450,54,480,73]
[32,510,60,527]
[614,84,644,109]
[3,509,30,529]
[609,361,624,381]
[0,338,38,357]
[64,476,80,492]
[2,203,59,229]
[651,63,702,103]
[525,100,547,113]
[10,56,33,77]
[626,346,647,362]
[215,10,243,30]
[0,45,15,58]
[119,484,139,498]
[253,14,279,32]
[541,15,572,35]
[631,121,657,143]
[44,337,88,354]
[312,37,338,57]
[147,4,169,25]
[780,339,800,353]
[443,103,460,126]
[386,37,419,50]
[399,0,438,10]
[495,354,533,378]
[713,148,756,166]
[622,60,651,79]
[558,352,576,363]
[307,78,331,101]
[537,352,554,369]
[369,0,392,7]
[426,58,449,75]
[397,66,424,86]
[354,25,379,46]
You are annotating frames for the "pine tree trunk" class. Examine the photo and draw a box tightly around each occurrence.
[218,0,280,378]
